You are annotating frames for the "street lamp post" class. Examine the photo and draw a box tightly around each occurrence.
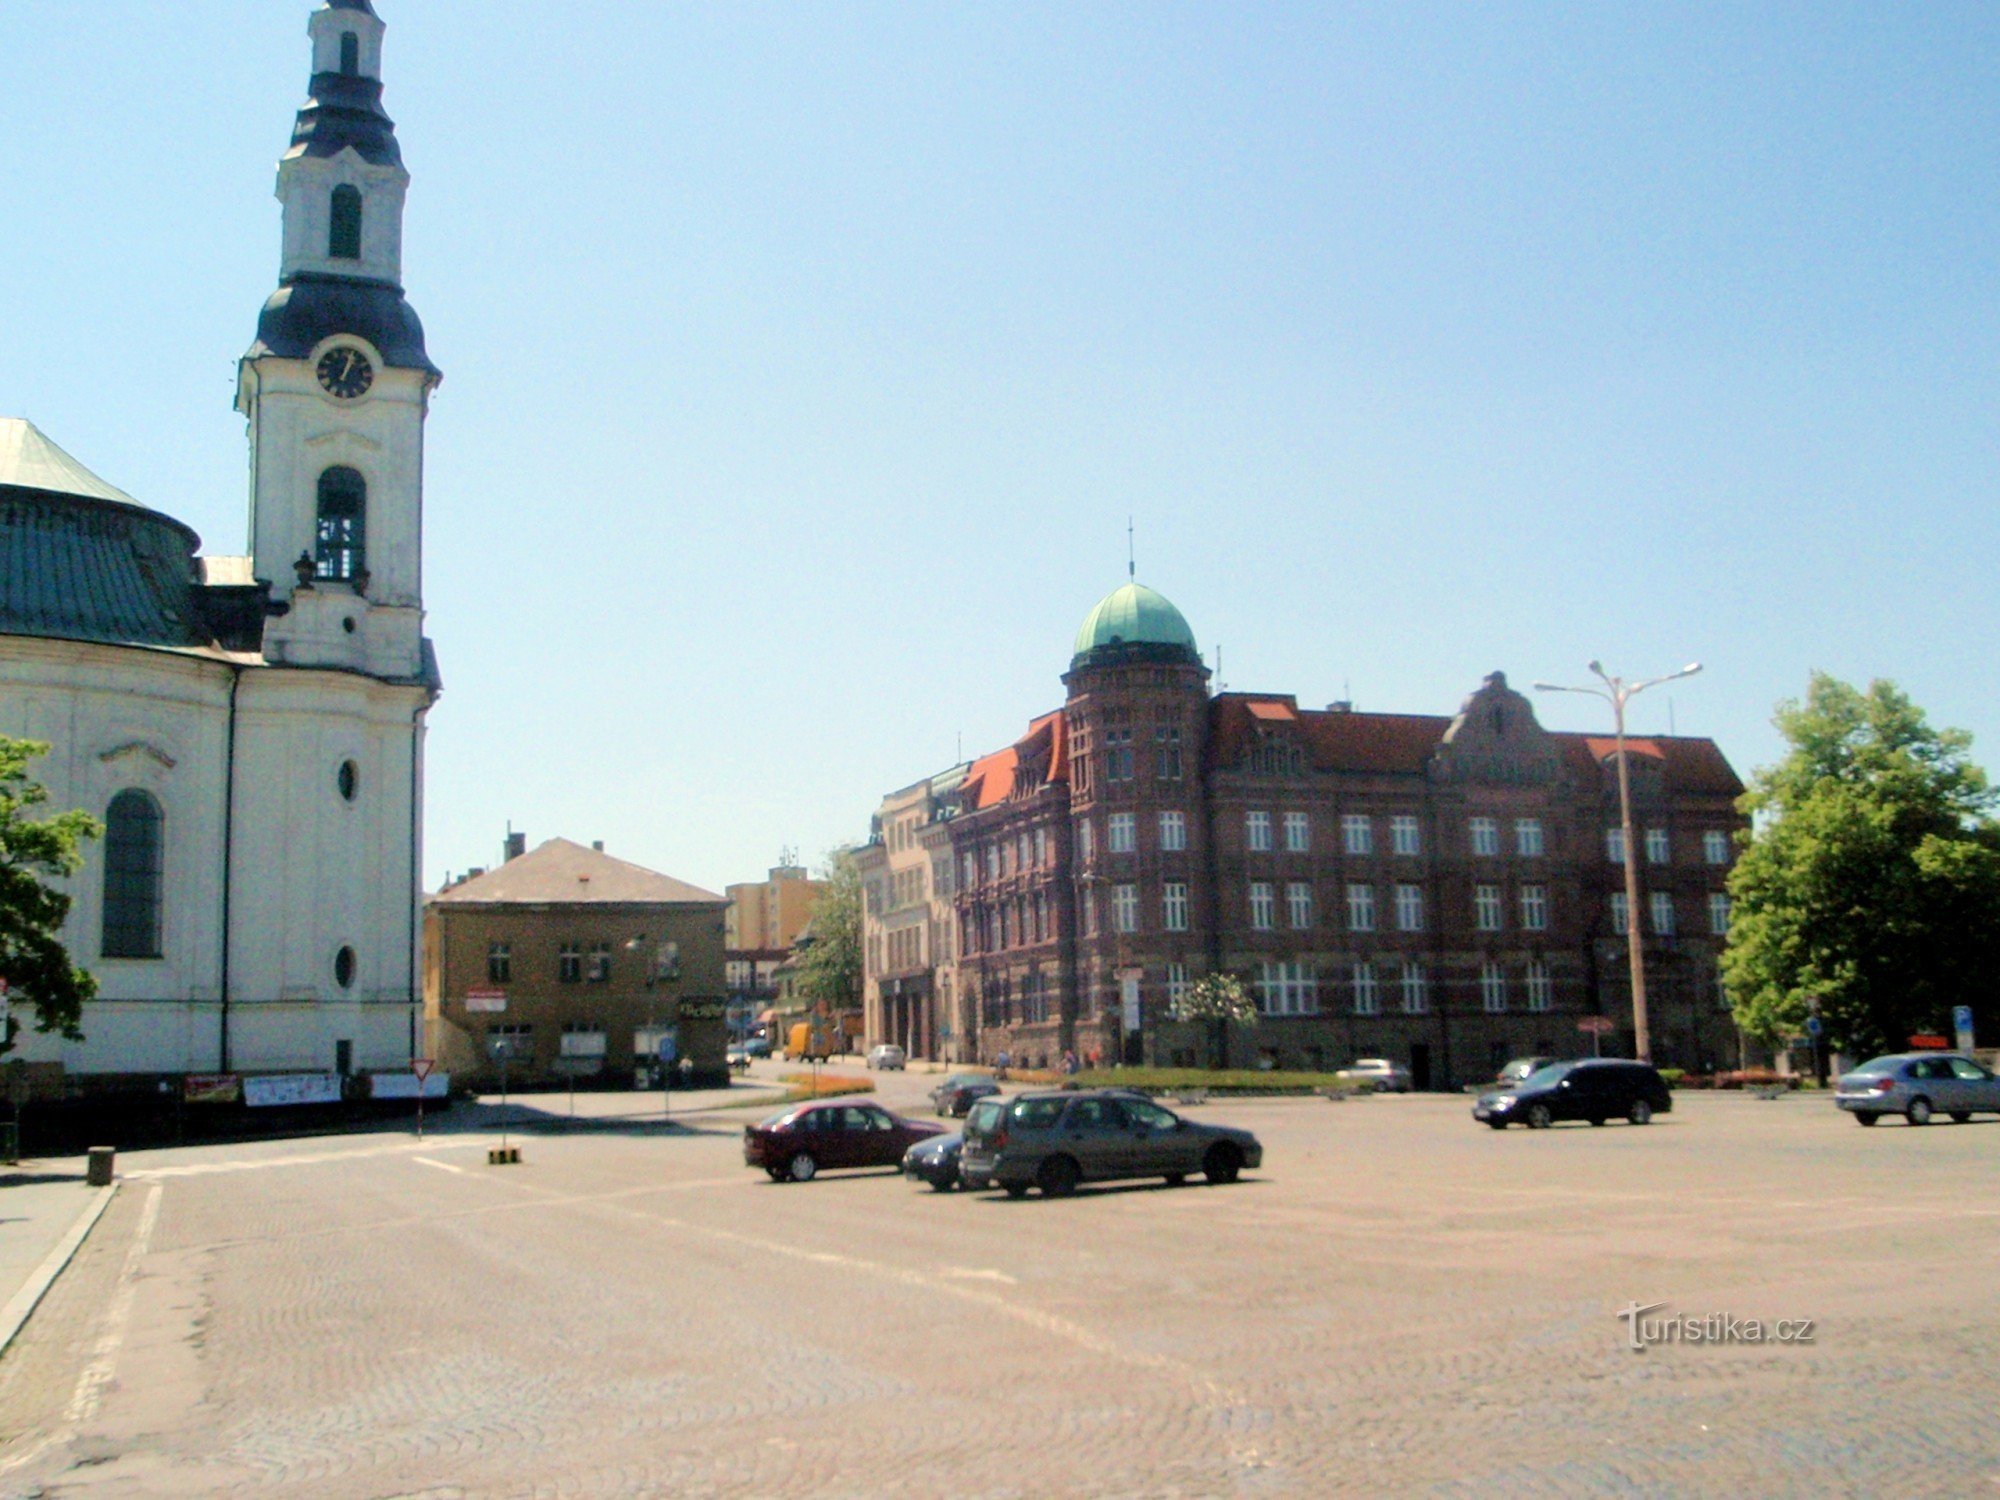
[1533,660,1702,1065]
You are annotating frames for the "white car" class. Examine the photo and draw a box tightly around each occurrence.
[865,1044,907,1071]
[1338,1058,1412,1093]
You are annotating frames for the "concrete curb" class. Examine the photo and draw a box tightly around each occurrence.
[0,1181,118,1358]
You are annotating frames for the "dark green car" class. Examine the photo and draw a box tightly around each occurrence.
[959,1089,1262,1198]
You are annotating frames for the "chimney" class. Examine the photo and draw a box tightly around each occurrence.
[592,840,605,852]
[1328,701,1353,714]
[504,831,526,863]
[467,866,485,879]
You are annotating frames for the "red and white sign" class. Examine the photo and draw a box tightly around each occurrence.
[1577,1016,1616,1035]
[464,990,507,1013]
[412,1058,435,1082]
[1908,1034,1950,1050]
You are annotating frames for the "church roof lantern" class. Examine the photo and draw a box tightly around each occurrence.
[1069,581,1201,672]
[286,72,402,169]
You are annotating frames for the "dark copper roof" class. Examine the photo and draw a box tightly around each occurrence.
[0,421,210,649]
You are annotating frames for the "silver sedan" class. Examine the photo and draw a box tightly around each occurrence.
[1834,1053,2000,1126]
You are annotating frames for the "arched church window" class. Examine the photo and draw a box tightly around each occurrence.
[102,790,164,959]
[339,32,360,76]
[329,185,362,260]
[316,467,366,582]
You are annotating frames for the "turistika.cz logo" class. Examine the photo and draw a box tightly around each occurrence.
[1616,1302,1816,1352]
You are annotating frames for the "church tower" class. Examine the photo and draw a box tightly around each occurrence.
[238,0,439,681]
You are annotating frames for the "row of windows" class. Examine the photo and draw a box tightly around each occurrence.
[487,940,683,985]
[963,827,1055,888]
[1257,959,1558,1017]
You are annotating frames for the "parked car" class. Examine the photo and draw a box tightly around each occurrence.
[1492,1056,1557,1089]
[960,1089,1262,1198]
[865,1044,907,1071]
[725,1047,752,1074]
[931,1074,1001,1117]
[743,1036,772,1058]
[1834,1053,2000,1126]
[1336,1058,1412,1093]
[743,1099,943,1182]
[1473,1059,1671,1129]
[902,1133,965,1191]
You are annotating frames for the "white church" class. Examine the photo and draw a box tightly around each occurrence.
[0,0,438,1089]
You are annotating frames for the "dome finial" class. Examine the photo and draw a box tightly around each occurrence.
[1127,515,1135,581]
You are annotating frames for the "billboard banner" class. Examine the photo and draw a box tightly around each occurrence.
[369,1072,449,1100]
[184,1074,242,1105]
[244,1073,343,1108]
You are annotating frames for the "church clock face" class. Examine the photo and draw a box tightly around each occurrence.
[315,347,375,400]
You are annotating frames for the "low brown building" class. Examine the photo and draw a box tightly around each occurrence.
[424,838,729,1088]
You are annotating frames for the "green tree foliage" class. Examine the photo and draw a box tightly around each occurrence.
[1722,675,2000,1057]
[0,737,102,1050]
[794,848,862,1012]
[1172,972,1257,1069]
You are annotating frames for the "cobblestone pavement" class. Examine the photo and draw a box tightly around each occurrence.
[0,1088,1994,1498]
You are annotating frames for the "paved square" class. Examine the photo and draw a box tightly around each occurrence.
[0,1077,1994,1497]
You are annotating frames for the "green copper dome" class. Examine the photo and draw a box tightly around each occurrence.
[1070,582,1200,670]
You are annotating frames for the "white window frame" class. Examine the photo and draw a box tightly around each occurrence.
[1469,817,1499,857]
[1645,827,1670,865]
[1708,892,1731,935]
[1112,883,1139,935]
[1394,883,1425,932]
[1286,881,1313,930]
[1400,962,1429,1015]
[1609,892,1629,935]
[1346,882,1376,932]
[1514,818,1544,858]
[1703,830,1730,866]
[1249,881,1275,931]
[1351,961,1380,1016]
[1474,883,1503,932]
[1526,960,1552,1013]
[1519,883,1549,932]
[1650,891,1675,936]
[1283,811,1311,853]
[1391,814,1421,857]
[1605,827,1626,865]
[1163,881,1189,932]
[1246,811,1273,852]
[1480,962,1507,1014]
[1159,810,1187,852]
[1342,814,1372,856]
[1108,812,1136,855]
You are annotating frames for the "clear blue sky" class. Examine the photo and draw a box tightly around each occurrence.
[5,3,1995,893]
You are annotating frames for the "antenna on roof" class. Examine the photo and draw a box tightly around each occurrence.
[1127,515,1135,580]
[1668,698,1677,736]
[1216,643,1225,694]
[956,730,963,763]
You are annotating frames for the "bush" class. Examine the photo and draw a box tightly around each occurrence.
[1657,1068,1686,1088]
[1071,1067,1367,1096]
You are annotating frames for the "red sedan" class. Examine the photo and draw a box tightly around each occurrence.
[744,1099,945,1182]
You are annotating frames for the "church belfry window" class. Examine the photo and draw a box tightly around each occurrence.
[339,32,360,76]
[329,185,362,259]
[102,790,164,959]
[316,467,366,582]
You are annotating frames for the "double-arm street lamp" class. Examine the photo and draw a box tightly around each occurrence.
[1533,661,1702,1064]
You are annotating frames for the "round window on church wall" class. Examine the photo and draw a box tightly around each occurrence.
[337,761,358,801]
[334,947,356,989]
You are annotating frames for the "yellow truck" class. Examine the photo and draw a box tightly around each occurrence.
[784,1015,860,1063]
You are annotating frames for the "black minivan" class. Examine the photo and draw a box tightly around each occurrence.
[1472,1059,1672,1129]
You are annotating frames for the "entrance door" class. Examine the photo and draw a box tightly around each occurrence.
[335,1039,353,1077]
[1409,1043,1432,1092]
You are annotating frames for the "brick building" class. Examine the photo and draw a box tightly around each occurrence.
[425,837,730,1087]
[860,581,1747,1086]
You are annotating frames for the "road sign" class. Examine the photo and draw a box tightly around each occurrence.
[657,1032,679,1066]
[412,1058,435,1083]
[1953,1005,1976,1050]
[465,990,506,1013]
[1576,1017,1615,1035]
[1805,1015,1823,1038]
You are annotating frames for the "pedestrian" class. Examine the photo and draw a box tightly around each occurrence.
[1061,1049,1079,1076]
[996,1048,1010,1080]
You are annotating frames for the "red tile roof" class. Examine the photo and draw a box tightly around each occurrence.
[962,709,1068,809]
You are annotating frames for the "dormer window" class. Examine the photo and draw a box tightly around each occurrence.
[329,185,362,259]
[340,32,360,76]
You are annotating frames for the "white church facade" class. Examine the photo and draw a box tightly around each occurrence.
[0,0,439,1088]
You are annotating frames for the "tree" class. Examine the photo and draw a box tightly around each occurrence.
[1722,674,2000,1060]
[1172,972,1258,1070]
[793,848,862,1014]
[0,737,101,1051]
